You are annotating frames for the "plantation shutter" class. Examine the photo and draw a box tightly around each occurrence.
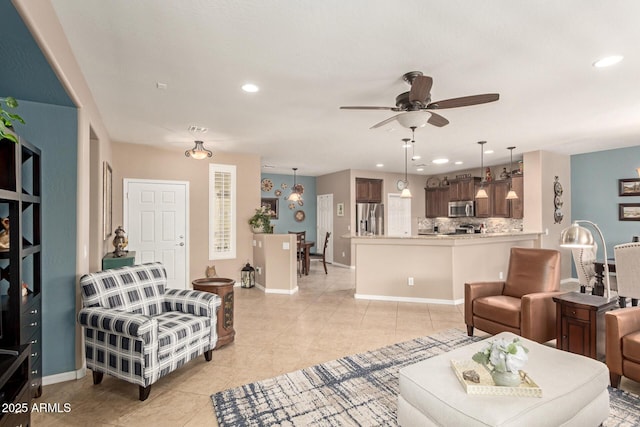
[209,164,236,260]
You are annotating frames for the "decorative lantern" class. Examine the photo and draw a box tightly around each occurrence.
[240,262,255,288]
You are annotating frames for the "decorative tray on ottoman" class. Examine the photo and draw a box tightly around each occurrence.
[450,360,542,398]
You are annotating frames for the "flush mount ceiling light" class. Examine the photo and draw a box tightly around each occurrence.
[396,111,429,129]
[593,55,624,68]
[505,146,519,200]
[475,141,488,199]
[455,161,463,165]
[185,140,212,160]
[376,163,384,168]
[432,158,449,165]
[287,168,303,202]
[241,83,260,93]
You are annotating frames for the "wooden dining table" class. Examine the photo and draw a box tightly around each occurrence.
[299,241,315,275]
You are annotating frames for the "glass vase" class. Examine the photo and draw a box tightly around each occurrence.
[491,370,521,387]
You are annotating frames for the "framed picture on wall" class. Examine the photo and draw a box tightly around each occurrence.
[261,197,279,219]
[619,203,640,221]
[619,178,640,196]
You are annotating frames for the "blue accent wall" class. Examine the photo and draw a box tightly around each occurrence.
[261,173,317,245]
[13,101,78,376]
[571,145,640,260]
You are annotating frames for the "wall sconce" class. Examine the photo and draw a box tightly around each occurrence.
[185,140,213,159]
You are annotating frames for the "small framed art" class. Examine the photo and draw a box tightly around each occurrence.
[619,203,640,221]
[619,179,640,196]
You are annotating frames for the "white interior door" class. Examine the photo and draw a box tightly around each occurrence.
[317,194,333,263]
[124,179,189,289]
[387,193,411,237]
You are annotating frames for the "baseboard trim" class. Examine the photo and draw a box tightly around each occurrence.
[265,286,299,295]
[332,262,355,269]
[354,293,463,305]
[43,366,86,386]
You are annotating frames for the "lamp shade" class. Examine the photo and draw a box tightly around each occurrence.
[560,222,594,248]
[287,192,301,202]
[506,189,519,200]
[475,187,488,199]
[400,187,412,198]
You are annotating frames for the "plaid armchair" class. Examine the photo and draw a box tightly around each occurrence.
[78,262,221,400]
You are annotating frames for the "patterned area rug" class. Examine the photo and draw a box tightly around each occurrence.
[212,329,640,426]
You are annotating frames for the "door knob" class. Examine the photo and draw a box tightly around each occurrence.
[177,242,184,246]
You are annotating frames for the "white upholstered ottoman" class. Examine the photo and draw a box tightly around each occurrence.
[398,332,609,426]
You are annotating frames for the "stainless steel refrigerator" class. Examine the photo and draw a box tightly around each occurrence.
[356,203,384,236]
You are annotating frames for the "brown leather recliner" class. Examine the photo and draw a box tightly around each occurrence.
[605,307,640,387]
[465,247,564,343]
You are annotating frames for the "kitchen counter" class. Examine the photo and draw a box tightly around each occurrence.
[348,232,542,304]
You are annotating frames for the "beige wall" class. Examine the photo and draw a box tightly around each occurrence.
[112,142,260,283]
[252,234,297,292]
[317,170,351,266]
[522,150,572,279]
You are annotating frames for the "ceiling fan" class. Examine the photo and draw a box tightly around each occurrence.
[340,71,499,129]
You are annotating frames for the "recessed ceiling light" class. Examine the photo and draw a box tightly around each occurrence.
[455,161,463,165]
[156,82,167,90]
[593,55,623,68]
[262,164,276,169]
[242,83,260,93]
[417,168,424,172]
[432,158,449,164]
[188,125,208,133]
[412,155,422,160]
[484,150,494,154]
[376,163,384,168]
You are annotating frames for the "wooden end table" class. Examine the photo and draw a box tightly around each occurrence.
[192,278,235,349]
[553,292,617,360]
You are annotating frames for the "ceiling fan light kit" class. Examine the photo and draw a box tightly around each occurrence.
[340,71,499,130]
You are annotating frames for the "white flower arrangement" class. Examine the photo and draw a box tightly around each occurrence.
[472,337,529,373]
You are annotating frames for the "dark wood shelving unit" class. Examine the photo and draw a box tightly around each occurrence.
[0,132,42,401]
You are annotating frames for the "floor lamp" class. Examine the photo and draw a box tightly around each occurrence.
[560,220,611,298]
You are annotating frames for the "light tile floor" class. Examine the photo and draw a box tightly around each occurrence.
[31,263,640,426]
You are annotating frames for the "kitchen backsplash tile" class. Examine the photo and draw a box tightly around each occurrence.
[417,217,523,234]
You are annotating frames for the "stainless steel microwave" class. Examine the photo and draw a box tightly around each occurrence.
[448,200,475,218]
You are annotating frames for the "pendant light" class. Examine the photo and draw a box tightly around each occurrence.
[401,138,412,198]
[185,140,213,160]
[505,146,519,200]
[475,141,488,199]
[287,167,303,202]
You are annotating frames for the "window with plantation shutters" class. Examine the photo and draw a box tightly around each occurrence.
[209,164,236,260]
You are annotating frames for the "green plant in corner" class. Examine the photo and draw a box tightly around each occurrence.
[0,97,25,143]
[248,206,274,233]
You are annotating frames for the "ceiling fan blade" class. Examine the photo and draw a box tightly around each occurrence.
[409,75,433,104]
[340,106,395,110]
[427,112,449,127]
[427,93,499,109]
[370,114,402,129]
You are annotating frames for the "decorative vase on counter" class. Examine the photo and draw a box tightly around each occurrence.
[491,370,521,387]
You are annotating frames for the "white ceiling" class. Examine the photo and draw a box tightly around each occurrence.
[50,0,640,177]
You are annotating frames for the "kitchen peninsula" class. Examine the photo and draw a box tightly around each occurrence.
[350,232,541,304]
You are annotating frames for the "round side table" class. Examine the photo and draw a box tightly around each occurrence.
[192,278,235,349]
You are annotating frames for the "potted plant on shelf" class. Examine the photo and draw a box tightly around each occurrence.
[248,206,274,234]
[1,97,25,143]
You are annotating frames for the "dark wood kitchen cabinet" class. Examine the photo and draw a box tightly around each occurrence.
[510,175,524,219]
[356,178,383,203]
[425,187,449,218]
[475,180,511,218]
[449,177,479,201]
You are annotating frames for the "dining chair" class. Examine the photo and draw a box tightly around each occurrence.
[572,243,597,293]
[309,231,331,274]
[613,242,640,307]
